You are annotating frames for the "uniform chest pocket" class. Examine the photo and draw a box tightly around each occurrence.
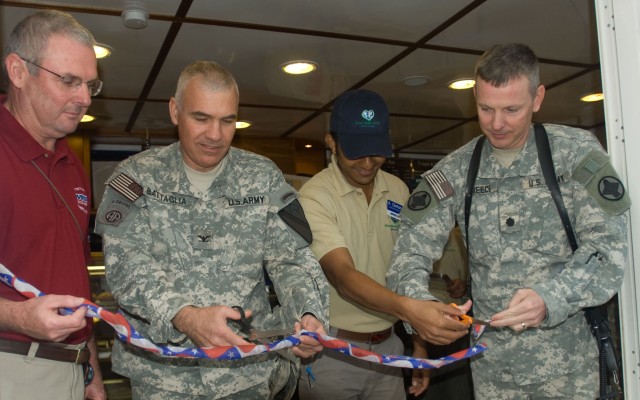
[215,203,269,272]
[467,189,502,259]
[522,186,573,258]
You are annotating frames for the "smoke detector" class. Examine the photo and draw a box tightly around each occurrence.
[122,0,148,29]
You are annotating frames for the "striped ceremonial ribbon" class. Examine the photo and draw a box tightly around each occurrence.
[0,262,486,369]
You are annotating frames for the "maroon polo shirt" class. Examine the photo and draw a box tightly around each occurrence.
[0,102,92,344]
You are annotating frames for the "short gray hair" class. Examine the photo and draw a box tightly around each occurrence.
[474,43,540,97]
[174,60,239,108]
[3,10,96,79]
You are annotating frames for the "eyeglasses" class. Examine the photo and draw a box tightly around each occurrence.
[20,56,103,97]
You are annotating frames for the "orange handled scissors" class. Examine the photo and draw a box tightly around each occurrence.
[449,303,491,326]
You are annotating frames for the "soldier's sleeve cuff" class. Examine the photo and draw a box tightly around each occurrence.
[529,283,569,328]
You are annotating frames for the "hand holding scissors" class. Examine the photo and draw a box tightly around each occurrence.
[231,306,297,363]
[449,303,490,326]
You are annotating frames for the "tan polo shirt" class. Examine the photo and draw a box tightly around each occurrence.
[299,155,409,332]
[429,226,468,305]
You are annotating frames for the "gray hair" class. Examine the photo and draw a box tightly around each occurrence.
[474,43,540,97]
[3,10,96,79]
[174,60,239,108]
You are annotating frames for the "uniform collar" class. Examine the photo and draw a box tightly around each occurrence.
[477,125,538,178]
[156,144,241,198]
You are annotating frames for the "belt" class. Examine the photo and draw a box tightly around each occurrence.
[334,327,392,344]
[0,339,89,364]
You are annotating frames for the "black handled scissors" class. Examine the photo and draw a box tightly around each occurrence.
[231,306,297,363]
[231,306,293,341]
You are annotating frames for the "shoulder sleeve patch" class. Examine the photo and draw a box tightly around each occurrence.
[573,149,631,215]
[94,194,142,235]
[401,177,441,225]
[271,184,313,246]
[279,199,313,245]
[94,174,145,235]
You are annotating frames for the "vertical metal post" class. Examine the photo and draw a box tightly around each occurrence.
[595,0,640,397]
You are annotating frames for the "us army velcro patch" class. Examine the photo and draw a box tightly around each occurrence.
[272,185,312,246]
[402,178,440,225]
[108,173,143,202]
[573,149,631,215]
[423,170,454,201]
[279,199,313,245]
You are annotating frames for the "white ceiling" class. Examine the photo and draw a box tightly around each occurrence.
[1,0,604,155]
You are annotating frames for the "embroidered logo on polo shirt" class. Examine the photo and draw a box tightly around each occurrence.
[74,187,89,214]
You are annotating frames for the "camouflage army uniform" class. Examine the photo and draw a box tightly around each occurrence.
[387,124,630,398]
[95,144,329,399]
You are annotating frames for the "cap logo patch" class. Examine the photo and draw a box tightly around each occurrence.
[361,109,375,121]
[407,191,431,211]
[598,176,625,201]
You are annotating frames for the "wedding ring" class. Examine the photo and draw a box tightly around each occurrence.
[521,322,526,330]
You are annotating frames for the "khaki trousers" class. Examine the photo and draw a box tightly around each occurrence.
[0,345,84,400]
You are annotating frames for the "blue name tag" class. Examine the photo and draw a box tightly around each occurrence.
[387,200,403,221]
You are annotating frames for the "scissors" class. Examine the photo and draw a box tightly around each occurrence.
[449,303,491,326]
[231,306,297,363]
[231,306,293,341]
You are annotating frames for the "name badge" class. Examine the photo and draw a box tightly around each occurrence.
[387,200,403,222]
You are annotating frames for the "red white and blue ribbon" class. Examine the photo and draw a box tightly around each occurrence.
[0,262,486,368]
[472,323,486,340]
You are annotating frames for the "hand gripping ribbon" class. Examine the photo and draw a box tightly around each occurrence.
[0,263,486,369]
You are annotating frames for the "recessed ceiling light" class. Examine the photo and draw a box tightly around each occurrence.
[236,120,252,129]
[580,93,604,102]
[304,144,313,149]
[94,44,112,59]
[448,79,476,90]
[81,114,95,123]
[402,76,430,87]
[281,61,317,75]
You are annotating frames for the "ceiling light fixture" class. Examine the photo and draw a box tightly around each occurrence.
[448,78,476,90]
[580,92,604,102]
[236,121,252,129]
[281,61,317,75]
[122,0,149,29]
[304,144,313,149]
[81,114,95,123]
[402,76,430,87]
[94,43,112,59]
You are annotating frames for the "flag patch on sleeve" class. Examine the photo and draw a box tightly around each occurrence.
[423,170,454,201]
[108,173,144,202]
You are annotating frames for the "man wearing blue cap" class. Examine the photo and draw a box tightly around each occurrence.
[297,89,431,399]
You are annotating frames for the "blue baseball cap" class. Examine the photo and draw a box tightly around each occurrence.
[330,89,392,159]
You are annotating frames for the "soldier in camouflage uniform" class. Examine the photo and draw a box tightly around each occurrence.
[94,61,329,399]
[387,43,630,399]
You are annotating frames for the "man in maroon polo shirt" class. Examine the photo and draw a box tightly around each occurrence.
[0,10,106,400]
